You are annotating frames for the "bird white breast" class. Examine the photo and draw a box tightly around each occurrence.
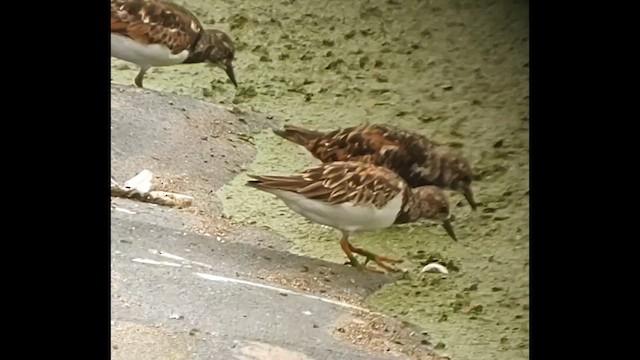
[111,33,190,67]
[268,190,403,233]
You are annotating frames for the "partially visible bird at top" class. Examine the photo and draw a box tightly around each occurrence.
[111,0,237,88]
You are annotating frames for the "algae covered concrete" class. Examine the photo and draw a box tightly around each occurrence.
[111,0,529,359]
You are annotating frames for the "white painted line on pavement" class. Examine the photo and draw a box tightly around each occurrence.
[113,207,136,215]
[149,249,186,261]
[132,258,183,267]
[148,249,214,269]
[134,251,375,314]
[187,260,214,270]
[193,272,371,313]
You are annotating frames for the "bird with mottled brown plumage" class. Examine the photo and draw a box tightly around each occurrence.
[246,161,457,273]
[273,123,478,210]
[111,0,237,88]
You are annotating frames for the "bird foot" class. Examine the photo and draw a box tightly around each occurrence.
[343,259,386,274]
[343,257,398,274]
[351,248,404,273]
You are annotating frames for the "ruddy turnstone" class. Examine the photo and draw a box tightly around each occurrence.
[246,161,457,273]
[273,123,478,210]
[111,0,237,88]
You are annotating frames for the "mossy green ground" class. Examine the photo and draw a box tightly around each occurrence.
[111,1,529,358]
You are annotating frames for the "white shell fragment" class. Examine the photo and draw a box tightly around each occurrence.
[420,263,449,274]
[111,170,194,208]
[124,169,154,193]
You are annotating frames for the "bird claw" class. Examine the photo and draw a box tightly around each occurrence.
[342,258,390,274]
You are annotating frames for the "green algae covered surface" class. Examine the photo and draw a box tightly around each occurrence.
[111,1,529,359]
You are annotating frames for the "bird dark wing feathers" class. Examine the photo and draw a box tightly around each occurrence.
[274,123,435,167]
[246,161,405,209]
[111,0,202,54]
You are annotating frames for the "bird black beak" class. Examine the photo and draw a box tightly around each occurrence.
[442,218,458,242]
[462,184,477,210]
[225,62,238,88]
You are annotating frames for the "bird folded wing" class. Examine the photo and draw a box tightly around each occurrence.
[111,0,201,54]
[248,162,404,209]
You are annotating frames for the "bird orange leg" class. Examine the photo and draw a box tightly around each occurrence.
[339,233,384,274]
[347,242,403,272]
